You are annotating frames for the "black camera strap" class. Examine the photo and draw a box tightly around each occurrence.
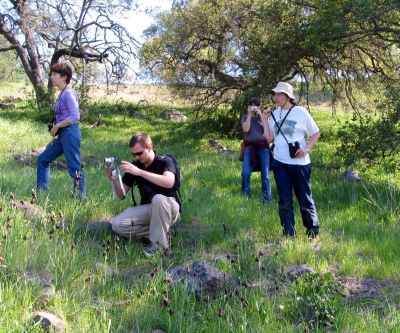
[270,106,294,144]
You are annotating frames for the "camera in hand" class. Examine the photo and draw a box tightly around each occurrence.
[250,106,257,112]
[288,141,300,158]
[104,156,118,170]
[47,117,56,132]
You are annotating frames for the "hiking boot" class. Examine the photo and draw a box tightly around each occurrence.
[143,245,158,258]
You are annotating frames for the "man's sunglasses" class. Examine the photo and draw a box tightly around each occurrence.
[132,148,146,157]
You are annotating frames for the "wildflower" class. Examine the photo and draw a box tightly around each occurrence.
[9,193,15,200]
[219,307,223,317]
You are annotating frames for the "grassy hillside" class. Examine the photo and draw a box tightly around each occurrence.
[0,83,399,332]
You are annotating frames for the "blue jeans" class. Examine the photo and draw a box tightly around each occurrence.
[241,146,272,203]
[272,159,319,237]
[37,123,86,198]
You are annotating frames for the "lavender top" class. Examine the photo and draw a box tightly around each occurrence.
[54,88,80,124]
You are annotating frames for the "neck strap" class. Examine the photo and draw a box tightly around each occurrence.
[270,105,294,144]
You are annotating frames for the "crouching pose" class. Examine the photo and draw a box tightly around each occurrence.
[104,132,181,257]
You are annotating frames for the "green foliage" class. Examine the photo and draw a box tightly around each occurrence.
[141,0,400,166]
[0,37,24,82]
[336,82,400,170]
[280,272,343,328]
[1,88,400,332]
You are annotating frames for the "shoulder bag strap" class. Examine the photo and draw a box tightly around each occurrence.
[270,106,294,144]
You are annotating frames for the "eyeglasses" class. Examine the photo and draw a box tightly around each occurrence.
[132,148,146,157]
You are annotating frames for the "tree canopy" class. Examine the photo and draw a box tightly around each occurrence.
[141,0,400,108]
[0,0,141,98]
[140,0,400,167]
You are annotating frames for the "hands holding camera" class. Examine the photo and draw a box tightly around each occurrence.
[248,105,262,117]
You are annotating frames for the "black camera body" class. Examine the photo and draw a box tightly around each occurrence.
[288,141,300,158]
[47,117,56,132]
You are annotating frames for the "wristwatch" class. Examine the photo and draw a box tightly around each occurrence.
[56,122,61,128]
[305,148,310,153]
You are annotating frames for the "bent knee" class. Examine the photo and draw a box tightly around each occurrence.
[152,194,165,205]
[111,218,122,233]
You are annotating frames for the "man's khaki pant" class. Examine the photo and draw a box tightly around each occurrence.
[111,194,180,249]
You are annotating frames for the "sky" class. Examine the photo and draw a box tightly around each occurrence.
[123,0,173,41]
[120,0,172,80]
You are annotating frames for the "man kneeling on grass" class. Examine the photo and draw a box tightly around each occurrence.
[104,132,181,257]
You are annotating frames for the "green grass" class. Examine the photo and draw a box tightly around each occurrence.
[0,84,399,332]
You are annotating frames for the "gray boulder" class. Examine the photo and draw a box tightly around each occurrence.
[32,311,65,332]
[168,261,228,300]
[160,109,187,122]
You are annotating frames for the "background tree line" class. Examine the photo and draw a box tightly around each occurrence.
[0,0,400,169]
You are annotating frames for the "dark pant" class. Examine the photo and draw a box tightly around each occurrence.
[272,159,319,237]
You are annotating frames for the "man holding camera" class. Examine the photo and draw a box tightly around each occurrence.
[262,82,320,241]
[104,132,181,257]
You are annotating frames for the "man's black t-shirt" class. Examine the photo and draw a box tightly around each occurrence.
[122,153,180,208]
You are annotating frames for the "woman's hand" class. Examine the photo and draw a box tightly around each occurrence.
[248,105,258,114]
[50,126,58,137]
[295,148,309,158]
[262,109,272,121]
